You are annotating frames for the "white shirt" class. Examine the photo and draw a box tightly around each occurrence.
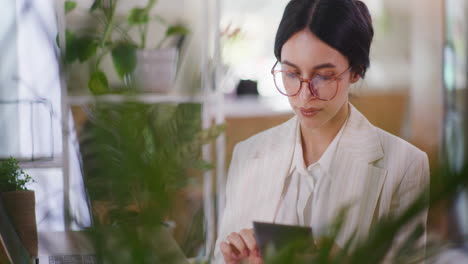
[274,118,348,236]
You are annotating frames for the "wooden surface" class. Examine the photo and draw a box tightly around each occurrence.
[1,191,38,257]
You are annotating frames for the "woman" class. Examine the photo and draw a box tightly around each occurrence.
[215,0,429,263]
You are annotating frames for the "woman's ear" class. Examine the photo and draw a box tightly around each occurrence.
[350,71,361,84]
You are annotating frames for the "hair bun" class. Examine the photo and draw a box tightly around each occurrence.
[354,0,372,22]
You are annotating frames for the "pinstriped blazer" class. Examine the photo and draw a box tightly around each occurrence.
[214,104,430,263]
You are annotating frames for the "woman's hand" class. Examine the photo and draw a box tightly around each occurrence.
[220,228,263,264]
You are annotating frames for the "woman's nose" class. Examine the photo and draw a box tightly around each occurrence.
[298,80,316,101]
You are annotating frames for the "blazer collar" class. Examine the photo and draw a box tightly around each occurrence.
[338,104,384,164]
[249,115,299,160]
[258,103,384,163]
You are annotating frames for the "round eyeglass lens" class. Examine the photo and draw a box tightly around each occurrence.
[274,71,299,96]
[311,76,337,100]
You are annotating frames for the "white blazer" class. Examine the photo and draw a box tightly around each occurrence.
[214,104,429,263]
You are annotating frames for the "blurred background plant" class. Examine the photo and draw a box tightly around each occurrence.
[61,0,189,95]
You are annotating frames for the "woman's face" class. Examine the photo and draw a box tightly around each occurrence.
[280,29,359,131]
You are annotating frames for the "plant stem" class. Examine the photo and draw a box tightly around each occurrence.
[141,23,149,49]
[115,25,132,42]
[139,0,156,49]
[138,25,143,49]
[153,15,167,26]
[95,0,117,69]
[101,18,114,48]
[100,0,117,49]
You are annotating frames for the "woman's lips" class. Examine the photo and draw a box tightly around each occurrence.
[299,107,321,117]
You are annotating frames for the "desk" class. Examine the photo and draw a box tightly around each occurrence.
[37,229,190,264]
[38,231,93,263]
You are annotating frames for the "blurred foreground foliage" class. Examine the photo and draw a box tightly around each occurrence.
[78,102,223,263]
[262,163,468,264]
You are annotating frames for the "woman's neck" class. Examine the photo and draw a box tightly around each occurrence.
[300,103,349,167]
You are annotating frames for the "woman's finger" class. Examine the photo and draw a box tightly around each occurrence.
[220,241,233,255]
[248,254,265,264]
[227,232,249,257]
[220,241,240,264]
[239,228,259,255]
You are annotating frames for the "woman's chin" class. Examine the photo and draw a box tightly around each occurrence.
[297,114,324,131]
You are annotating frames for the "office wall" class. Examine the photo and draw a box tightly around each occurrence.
[0,0,19,157]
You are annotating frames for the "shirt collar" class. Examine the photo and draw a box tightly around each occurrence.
[291,114,349,176]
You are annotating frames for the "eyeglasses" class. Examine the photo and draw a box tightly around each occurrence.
[271,61,352,101]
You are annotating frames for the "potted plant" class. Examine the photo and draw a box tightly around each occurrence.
[0,157,37,258]
[62,0,189,94]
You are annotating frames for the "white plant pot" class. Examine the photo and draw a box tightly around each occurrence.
[133,48,178,93]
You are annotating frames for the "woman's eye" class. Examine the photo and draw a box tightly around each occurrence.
[285,72,297,78]
[317,75,334,81]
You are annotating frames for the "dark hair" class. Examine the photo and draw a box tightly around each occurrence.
[274,0,374,78]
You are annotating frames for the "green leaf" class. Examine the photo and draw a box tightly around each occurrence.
[65,30,79,63]
[90,0,101,12]
[111,43,138,80]
[197,124,226,144]
[128,0,158,25]
[88,70,110,95]
[165,25,189,38]
[75,36,99,62]
[65,32,98,63]
[64,0,77,14]
[128,8,149,25]
[193,160,215,171]
[65,30,98,64]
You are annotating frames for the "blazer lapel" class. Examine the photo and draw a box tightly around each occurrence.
[249,116,299,222]
[328,105,388,245]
